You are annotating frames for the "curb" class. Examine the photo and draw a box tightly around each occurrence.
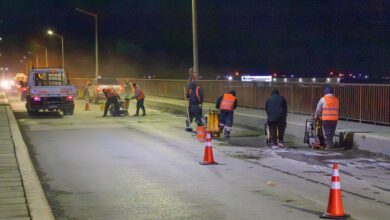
[6,105,55,219]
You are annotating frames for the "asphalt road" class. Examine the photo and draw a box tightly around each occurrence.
[7,90,390,220]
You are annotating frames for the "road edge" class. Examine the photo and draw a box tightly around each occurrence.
[6,105,55,220]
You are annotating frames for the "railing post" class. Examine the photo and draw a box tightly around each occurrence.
[359,86,362,123]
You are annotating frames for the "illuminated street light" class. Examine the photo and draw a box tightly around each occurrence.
[326,78,331,83]
[75,8,99,80]
[299,78,303,83]
[284,78,287,82]
[47,29,64,69]
[312,78,316,82]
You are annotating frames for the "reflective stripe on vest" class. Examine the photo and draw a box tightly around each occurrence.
[322,96,339,120]
[220,93,236,111]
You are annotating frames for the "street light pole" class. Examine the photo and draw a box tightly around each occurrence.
[75,8,99,80]
[28,51,39,67]
[192,0,199,79]
[37,44,48,67]
[47,30,64,69]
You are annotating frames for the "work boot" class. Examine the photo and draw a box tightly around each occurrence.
[224,130,230,138]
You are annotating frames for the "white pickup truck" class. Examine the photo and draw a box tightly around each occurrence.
[25,68,76,116]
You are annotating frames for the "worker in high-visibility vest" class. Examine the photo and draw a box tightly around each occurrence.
[131,83,146,116]
[102,87,120,117]
[186,81,204,126]
[315,86,339,149]
[216,90,237,138]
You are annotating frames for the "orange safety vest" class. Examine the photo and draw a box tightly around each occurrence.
[189,87,201,102]
[220,93,236,111]
[105,88,118,98]
[322,95,339,121]
[136,87,145,100]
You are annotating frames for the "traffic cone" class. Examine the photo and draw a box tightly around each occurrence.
[320,163,350,219]
[196,125,207,142]
[84,100,91,111]
[199,131,218,165]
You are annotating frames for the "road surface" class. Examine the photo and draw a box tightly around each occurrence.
[7,90,390,220]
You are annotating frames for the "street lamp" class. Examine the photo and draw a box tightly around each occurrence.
[75,8,99,80]
[36,44,48,67]
[192,0,199,79]
[23,56,32,71]
[47,29,64,69]
[27,51,39,67]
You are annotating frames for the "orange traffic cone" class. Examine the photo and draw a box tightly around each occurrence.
[320,163,350,219]
[199,131,218,165]
[196,125,207,142]
[84,100,91,111]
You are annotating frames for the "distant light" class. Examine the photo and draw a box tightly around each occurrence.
[97,75,102,79]
[228,76,233,81]
[47,29,54,35]
[312,78,316,82]
[241,75,272,82]
[290,74,294,78]
[326,78,330,82]
[329,72,334,75]
[235,72,239,76]
[273,73,277,77]
[284,78,287,82]
[0,37,2,41]
[364,75,368,79]
[299,78,303,83]
[349,73,353,77]
[273,78,277,82]
[337,78,341,83]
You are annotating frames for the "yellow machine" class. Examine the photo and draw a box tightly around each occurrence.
[207,109,220,137]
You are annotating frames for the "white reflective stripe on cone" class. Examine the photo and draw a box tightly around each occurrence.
[331,182,341,189]
[332,169,339,176]
[206,142,212,147]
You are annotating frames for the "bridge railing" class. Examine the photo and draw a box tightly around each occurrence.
[70,78,390,125]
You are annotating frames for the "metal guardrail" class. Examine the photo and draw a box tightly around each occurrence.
[70,78,390,125]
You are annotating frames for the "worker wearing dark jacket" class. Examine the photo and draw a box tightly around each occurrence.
[216,90,237,138]
[186,81,204,126]
[265,88,288,149]
[102,87,120,117]
[131,83,146,116]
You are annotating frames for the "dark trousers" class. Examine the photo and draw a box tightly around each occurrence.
[135,98,146,115]
[322,120,337,148]
[104,96,119,116]
[189,104,202,126]
[268,120,286,145]
[219,110,234,129]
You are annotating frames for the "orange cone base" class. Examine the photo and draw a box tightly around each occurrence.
[199,161,218,165]
[320,213,350,219]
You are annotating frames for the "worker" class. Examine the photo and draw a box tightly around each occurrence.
[131,83,146,116]
[315,86,339,149]
[102,87,120,117]
[186,80,204,126]
[216,90,238,138]
[123,80,133,110]
[265,88,288,149]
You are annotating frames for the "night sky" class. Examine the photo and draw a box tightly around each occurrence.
[0,0,389,79]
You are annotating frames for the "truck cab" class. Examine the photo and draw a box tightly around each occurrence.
[25,68,76,116]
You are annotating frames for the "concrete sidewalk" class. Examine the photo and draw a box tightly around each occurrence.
[0,91,54,220]
[146,95,390,157]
